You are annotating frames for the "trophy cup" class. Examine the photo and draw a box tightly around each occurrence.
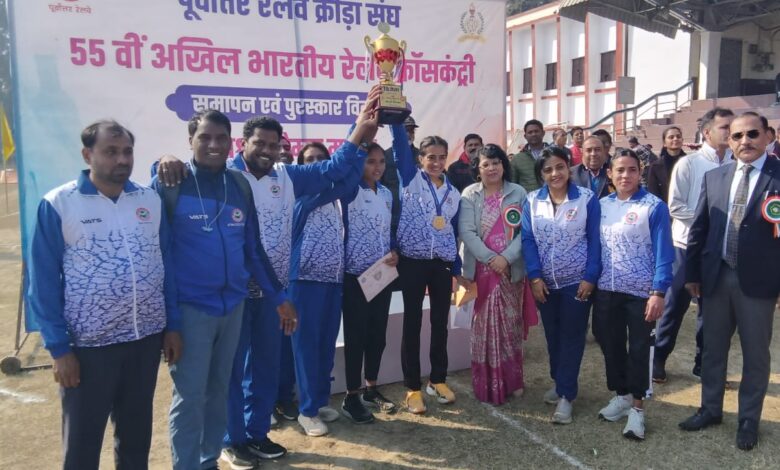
[364,23,411,125]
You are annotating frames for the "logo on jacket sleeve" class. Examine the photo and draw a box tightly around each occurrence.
[232,208,245,223]
[136,207,151,222]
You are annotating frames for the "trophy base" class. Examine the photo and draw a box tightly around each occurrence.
[378,106,411,125]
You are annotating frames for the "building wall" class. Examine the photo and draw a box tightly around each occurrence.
[507,4,693,140]
[627,28,691,105]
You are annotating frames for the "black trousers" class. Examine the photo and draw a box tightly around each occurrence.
[398,256,453,391]
[61,333,162,470]
[342,273,393,392]
[593,291,653,400]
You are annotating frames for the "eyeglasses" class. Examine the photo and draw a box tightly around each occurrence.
[730,129,762,141]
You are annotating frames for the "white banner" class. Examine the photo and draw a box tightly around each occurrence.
[10,0,505,328]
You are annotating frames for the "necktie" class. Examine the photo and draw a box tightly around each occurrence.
[724,164,753,268]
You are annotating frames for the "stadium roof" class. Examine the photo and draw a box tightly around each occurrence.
[559,0,780,38]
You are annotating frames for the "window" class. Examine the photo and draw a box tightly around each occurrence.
[522,67,532,94]
[545,62,557,90]
[600,51,616,82]
[571,57,584,86]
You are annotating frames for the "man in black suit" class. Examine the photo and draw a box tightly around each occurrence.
[570,136,611,198]
[679,112,780,451]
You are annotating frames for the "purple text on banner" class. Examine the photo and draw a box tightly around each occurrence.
[166,85,368,124]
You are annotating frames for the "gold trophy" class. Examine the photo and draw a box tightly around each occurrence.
[364,23,411,124]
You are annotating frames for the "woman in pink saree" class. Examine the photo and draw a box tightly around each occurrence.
[458,144,536,404]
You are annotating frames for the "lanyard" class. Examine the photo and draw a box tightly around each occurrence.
[421,172,452,216]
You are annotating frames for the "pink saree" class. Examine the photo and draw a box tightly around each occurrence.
[471,192,527,404]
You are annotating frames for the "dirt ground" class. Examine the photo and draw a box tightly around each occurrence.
[1,184,779,469]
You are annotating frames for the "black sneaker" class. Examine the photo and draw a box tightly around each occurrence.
[220,445,259,470]
[247,437,287,459]
[342,393,375,424]
[275,400,299,421]
[692,363,702,378]
[361,387,398,414]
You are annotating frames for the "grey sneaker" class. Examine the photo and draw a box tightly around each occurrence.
[543,387,560,405]
[552,397,573,424]
[318,406,340,423]
[623,408,646,440]
[298,414,328,437]
[598,394,632,422]
[220,446,259,470]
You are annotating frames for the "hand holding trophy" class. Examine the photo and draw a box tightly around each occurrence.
[364,22,411,125]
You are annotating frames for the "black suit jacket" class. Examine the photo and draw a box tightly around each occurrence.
[646,153,683,204]
[686,156,780,298]
[570,164,611,198]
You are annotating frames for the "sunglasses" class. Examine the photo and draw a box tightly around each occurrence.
[730,129,762,141]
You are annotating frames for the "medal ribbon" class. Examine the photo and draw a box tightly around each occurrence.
[422,172,452,218]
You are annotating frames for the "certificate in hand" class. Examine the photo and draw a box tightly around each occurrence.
[358,253,399,302]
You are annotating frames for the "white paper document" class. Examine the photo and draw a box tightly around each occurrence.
[358,253,399,302]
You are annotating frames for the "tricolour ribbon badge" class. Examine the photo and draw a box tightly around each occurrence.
[503,205,522,241]
[761,193,780,238]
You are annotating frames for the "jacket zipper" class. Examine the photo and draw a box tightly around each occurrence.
[113,194,139,339]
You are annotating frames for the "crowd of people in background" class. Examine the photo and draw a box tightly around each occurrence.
[28,85,780,469]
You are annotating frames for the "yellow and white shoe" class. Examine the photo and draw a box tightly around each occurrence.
[425,382,456,404]
[404,390,427,414]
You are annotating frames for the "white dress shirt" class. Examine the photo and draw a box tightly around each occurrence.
[722,153,767,258]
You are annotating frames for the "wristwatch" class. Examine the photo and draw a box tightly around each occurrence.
[649,290,665,298]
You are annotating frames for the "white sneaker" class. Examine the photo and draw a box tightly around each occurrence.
[552,397,573,424]
[598,394,632,422]
[318,406,340,422]
[622,408,645,440]
[270,414,278,427]
[543,387,560,405]
[298,414,328,437]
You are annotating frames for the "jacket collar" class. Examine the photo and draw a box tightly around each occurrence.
[698,142,732,165]
[77,169,137,196]
[606,187,647,202]
[537,181,581,201]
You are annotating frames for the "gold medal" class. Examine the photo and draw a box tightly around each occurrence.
[432,215,446,230]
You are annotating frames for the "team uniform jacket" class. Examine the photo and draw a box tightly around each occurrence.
[228,143,365,291]
[151,162,286,315]
[29,170,178,358]
[289,143,367,284]
[598,188,674,298]
[391,124,462,274]
[521,182,602,289]
[342,181,394,276]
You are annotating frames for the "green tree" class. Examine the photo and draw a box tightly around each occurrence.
[507,0,554,16]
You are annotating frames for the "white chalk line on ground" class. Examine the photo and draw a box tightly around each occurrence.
[0,386,46,404]
[449,380,592,470]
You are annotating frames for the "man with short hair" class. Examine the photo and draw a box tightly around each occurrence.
[571,136,612,199]
[510,119,547,191]
[446,133,483,192]
[679,113,780,451]
[279,136,294,164]
[653,107,734,384]
[592,129,614,160]
[551,128,573,162]
[29,120,179,470]
[627,136,658,183]
[159,109,296,470]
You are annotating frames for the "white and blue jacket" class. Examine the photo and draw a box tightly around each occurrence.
[392,125,461,274]
[151,162,286,315]
[289,142,367,283]
[228,144,365,292]
[599,188,674,297]
[342,181,394,276]
[521,182,602,289]
[28,171,178,358]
